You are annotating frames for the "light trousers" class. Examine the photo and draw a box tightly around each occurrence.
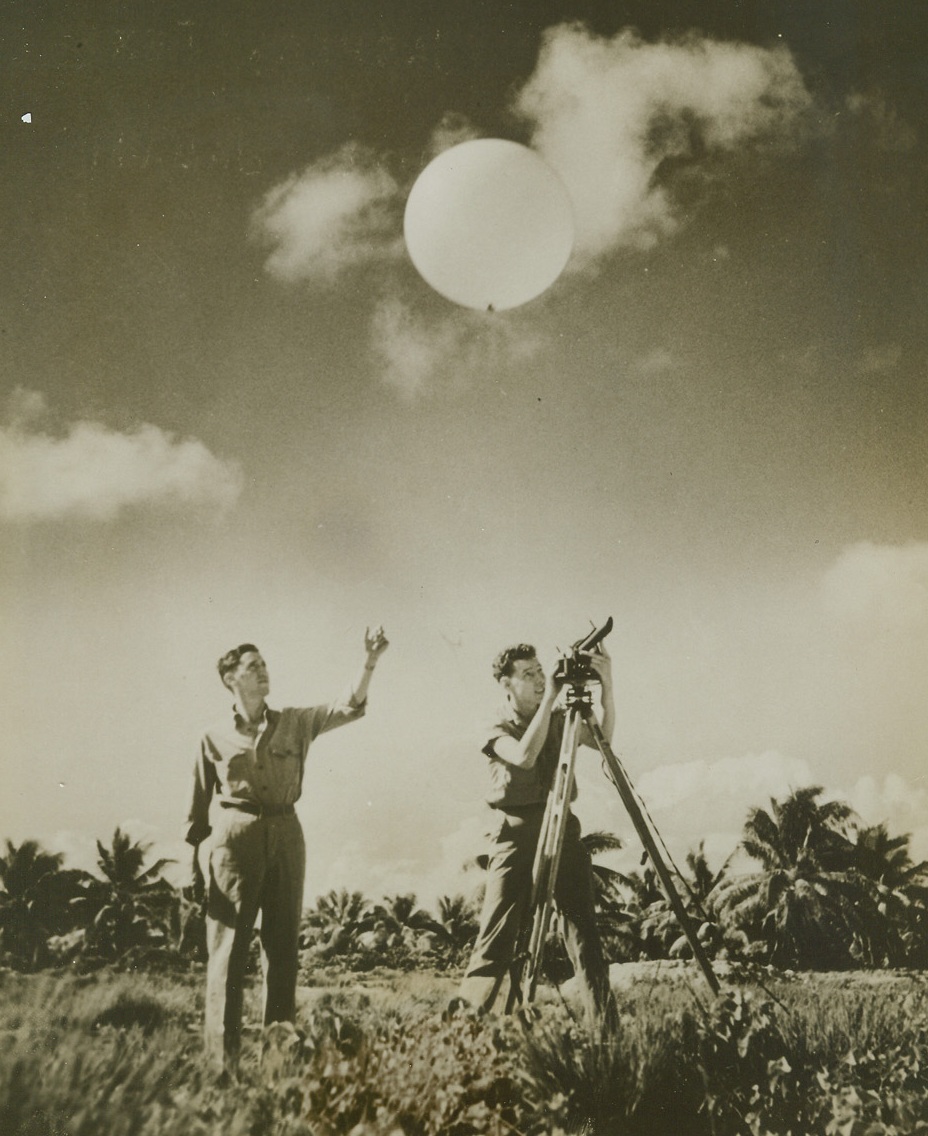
[204,810,305,1067]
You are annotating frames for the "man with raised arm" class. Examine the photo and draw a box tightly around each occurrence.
[456,639,617,1023]
[186,626,389,1072]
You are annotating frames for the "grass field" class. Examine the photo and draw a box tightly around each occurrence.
[2,961,928,1135]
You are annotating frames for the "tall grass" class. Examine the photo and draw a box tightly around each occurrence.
[1,966,927,1135]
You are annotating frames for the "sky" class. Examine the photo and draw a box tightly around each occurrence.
[2,0,927,906]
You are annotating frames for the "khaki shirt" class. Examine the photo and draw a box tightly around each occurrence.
[482,706,583,809]
[185,699,365,845]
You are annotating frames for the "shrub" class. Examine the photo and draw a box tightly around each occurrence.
[293,1000,525,1134]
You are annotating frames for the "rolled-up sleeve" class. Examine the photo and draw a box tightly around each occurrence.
[482,721,513,763]
[185,737,216,846]
[300,698,366,745]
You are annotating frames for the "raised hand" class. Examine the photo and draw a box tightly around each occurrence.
[365,625,390,660]
[586,641,613,688]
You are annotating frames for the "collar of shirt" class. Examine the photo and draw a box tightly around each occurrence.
[502,701,539,729]
[233,703,270,739]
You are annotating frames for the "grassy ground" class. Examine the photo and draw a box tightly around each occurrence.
[2,962,928,1135]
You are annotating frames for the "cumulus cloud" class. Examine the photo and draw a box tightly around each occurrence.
[637,751,815,814]
[340,751,928,903]
[318,840,424,901]
[252,142,404,282]
[371,296,545,399]
[251,24,814,397]
[512,24,813,266]
[848,773,928,858]
[571,750,818,873]
[822,541,928,630]
[371,298,463,399]
[425,111,481,160]
[0,389,243,522]
[52,823,190,887]
[252,27,813,297]
[49,829,100,875]
[576,753,928,879]
[316,812,488,908]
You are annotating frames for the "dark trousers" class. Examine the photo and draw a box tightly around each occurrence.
[460,806,615,1021]
[205,810,305,1067]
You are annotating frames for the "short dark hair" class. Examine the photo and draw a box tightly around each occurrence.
[217,643,260,684]
[492,643,537,681]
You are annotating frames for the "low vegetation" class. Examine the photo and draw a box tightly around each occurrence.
[3,787,928,1132]
[2,965,928,1134]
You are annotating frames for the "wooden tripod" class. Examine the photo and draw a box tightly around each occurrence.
[506,623,720,1010]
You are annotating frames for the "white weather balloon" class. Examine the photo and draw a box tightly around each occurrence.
[403,138,574,311]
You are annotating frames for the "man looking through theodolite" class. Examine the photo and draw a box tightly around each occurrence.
[455,636,618,1023]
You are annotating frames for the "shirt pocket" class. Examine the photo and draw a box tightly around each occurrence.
[268,745,302,798]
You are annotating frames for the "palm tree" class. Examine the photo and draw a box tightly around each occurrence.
[0,840,90,970]
[845,823,928,967]
[436,893,479,950]
[627,841,735,961]
[581,830,625,901]
[573,830,639,962]
[367,893,446,961]
[302,888,374,956]
[602,861,676,961]
[742,787,854,870]
[715,787,862,969]
[83,828,175,962]
[377,893,443,934]
[684,841,732,908]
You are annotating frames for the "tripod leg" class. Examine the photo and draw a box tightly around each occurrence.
[506,705,583,1011]
[583,713,720,996]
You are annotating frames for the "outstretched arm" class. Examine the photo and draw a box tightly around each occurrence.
[347,625,389,707]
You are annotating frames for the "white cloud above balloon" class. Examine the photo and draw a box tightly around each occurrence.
[513,23,814,266]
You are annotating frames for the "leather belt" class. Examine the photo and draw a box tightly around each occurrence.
[220,800,295,817]
[490,802,546,815]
